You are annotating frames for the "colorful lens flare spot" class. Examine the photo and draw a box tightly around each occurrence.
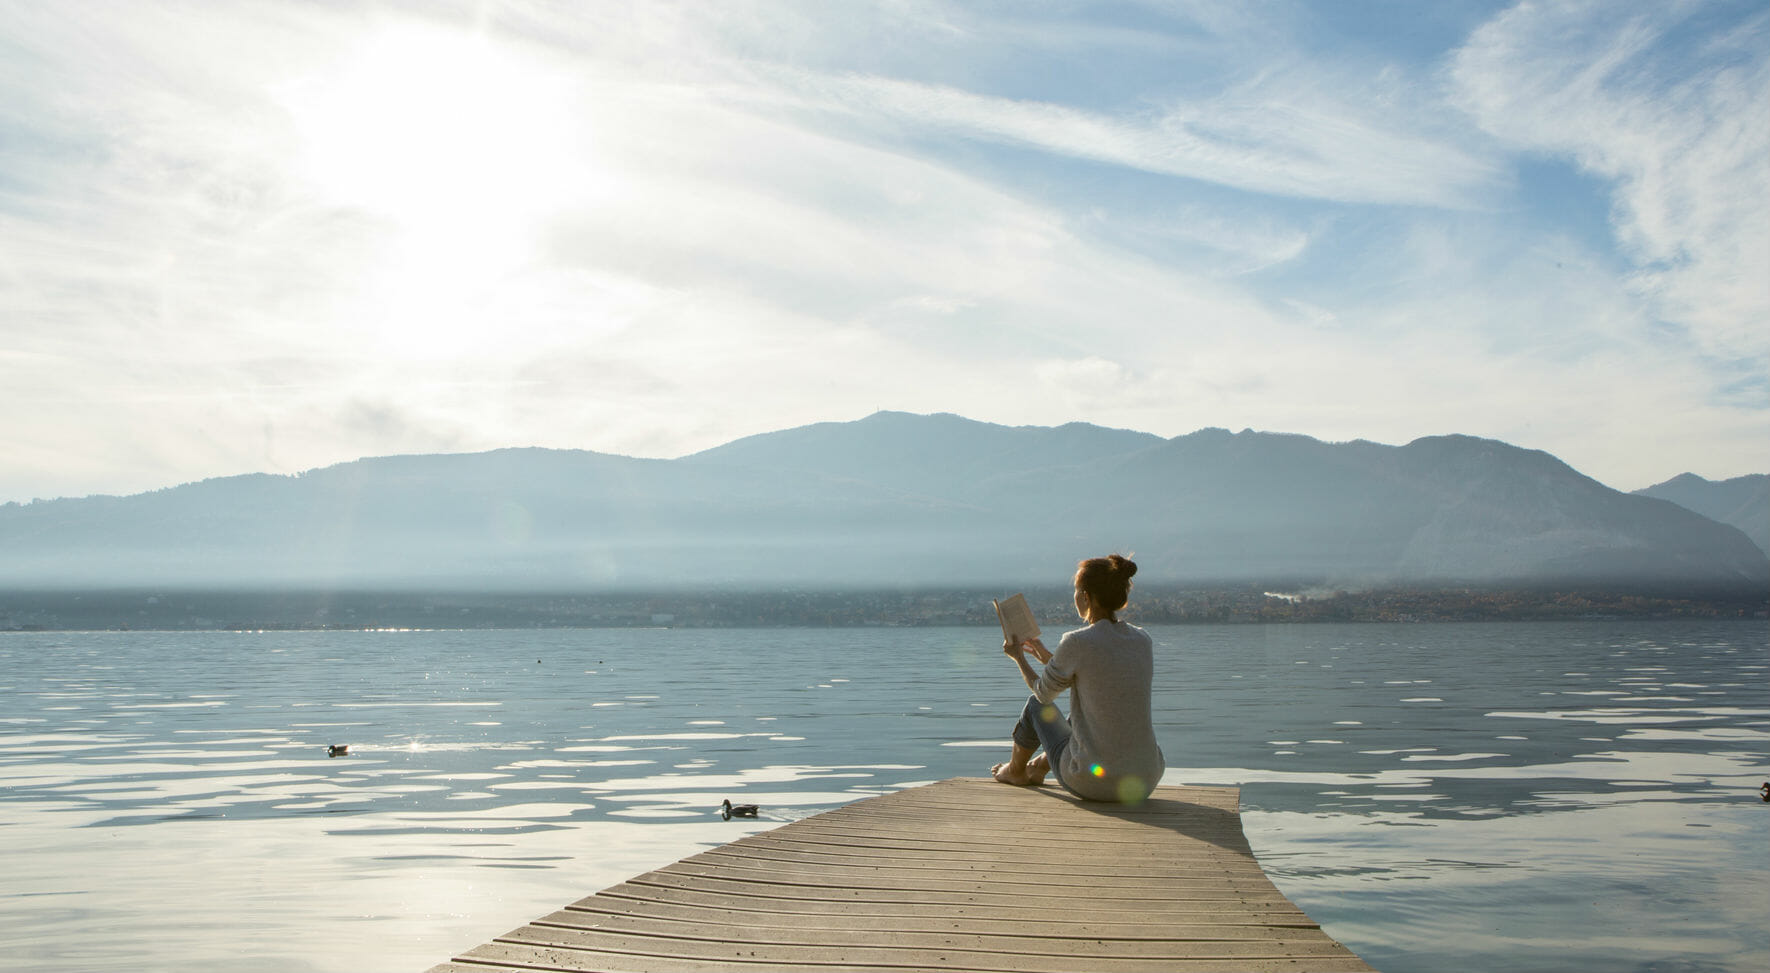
[1090,763,1105,777]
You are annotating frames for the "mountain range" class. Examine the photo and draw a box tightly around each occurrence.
[1,411,1764,591]
[1632,473,1768,558]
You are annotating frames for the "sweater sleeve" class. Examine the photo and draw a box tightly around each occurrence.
[1032,632,1078,703]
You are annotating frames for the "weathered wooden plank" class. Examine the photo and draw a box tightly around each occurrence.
[543,907,1321,938]
[658,857,1282,891]
[690,839,1265,874]
[677,860,1275,892]
[582,885,1313,922]
[726,828,1251,858]
[789,803,1252,831]
[769,815,1256,845]
[875,783,1241,810]
[756,825,1254,854]
[460,941,1366,973]
[461,940,1374,973]
[431,778,1373,973]
[495,922,1364,962]
[790,798,1241,818]
[816,797,1245,829]
[706,842,1260,878]
[713,830,1256,867]
[535,910,1334,944]
[710,833,1247,865]
[617,871,1299,908]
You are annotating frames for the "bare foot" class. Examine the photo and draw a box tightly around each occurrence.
[991,761,1036,786]
[1026,752,1050,786]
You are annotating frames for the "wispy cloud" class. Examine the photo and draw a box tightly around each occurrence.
[1451,0,1770,361]
[746,65,1505,209]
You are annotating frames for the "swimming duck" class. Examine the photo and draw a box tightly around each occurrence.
[326,744,350,758]
[721,799,759,821]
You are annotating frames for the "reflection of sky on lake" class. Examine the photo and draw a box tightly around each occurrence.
[1,621,1764,972]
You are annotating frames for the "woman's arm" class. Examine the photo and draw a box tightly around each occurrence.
[1004,636,1052,692]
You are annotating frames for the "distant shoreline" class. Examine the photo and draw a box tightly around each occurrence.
[3,584,1764,632]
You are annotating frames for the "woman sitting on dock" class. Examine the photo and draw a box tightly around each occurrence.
[993,554,1165,804]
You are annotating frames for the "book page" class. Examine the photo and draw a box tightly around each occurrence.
[992,593,1040,643]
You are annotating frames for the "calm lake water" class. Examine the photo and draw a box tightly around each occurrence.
[1,620,1765,972]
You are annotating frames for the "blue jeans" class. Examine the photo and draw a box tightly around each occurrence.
[1011,694,1071,790]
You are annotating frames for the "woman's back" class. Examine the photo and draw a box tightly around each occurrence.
[1036,620,1165,802]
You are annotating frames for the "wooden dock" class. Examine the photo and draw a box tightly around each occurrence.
[430,777,1373,972]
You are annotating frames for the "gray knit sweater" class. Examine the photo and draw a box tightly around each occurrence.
[1033,620,1165,803]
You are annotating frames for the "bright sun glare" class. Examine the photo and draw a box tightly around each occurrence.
[278,22,587,357]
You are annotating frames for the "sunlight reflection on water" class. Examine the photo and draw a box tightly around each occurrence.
[0,621,1765,972]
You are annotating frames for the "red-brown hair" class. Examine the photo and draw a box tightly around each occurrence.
[1075,554,1137,619]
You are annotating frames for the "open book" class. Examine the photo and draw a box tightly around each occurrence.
[991,593,1041,644]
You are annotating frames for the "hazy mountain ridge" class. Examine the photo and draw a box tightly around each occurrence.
[1634,473,1768,557]
[1,412,1764,590]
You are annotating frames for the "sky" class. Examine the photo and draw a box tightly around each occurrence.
[2,0,1766,503]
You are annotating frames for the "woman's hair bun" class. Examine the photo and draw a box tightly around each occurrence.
[1077,553,1137,615]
